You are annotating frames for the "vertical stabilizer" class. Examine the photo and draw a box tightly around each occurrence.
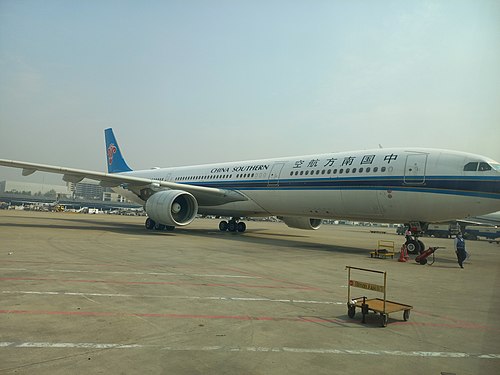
[104,128,133,173]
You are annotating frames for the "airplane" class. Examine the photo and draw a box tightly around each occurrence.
[459,211,500,227]
[1,128,499,254]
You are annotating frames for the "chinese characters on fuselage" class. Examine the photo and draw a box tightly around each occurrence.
[292,154,398,169]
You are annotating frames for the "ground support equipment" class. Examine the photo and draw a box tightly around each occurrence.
[415,246,444,265]
[370,240,395,259]
[346,266,413,327]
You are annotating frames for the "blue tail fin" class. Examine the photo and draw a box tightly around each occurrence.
[104,128,133,173]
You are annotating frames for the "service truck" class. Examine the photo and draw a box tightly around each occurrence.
[464,226,500,243]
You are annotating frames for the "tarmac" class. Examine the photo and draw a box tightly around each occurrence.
[0,210,499,375]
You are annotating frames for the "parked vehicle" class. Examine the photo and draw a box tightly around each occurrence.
[464,226,500,243]
[425,223,461,238]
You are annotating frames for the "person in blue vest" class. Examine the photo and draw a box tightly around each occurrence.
[454,232,467,268]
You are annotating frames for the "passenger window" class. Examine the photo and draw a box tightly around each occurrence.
[316,170,320,175]
[463,162,478,171]
[373,167,378,172]
[333,169,337,174]
[381,167,386,172]
[339,169,344,174]
[366,167,370,172]
[352,168,357,173]
[346,168,350,173]
[478,162,492,171]
[359,168,363,173]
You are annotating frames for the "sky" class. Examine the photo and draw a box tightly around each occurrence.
[1,0,499,184]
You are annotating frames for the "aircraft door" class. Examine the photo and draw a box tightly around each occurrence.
[404,154,428,184]
[267,162,285,187]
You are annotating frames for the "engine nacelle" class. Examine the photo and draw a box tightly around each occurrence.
[280,216,322,230]
[145,190,198,227]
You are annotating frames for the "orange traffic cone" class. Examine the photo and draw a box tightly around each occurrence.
[398,245,408,262]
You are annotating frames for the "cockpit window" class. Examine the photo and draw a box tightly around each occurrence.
[478,162,492,172]
[463,162,478,171]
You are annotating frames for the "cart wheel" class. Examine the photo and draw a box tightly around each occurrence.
[380,313,388,327]
[348,305,356,319]
[403,310,410,321]
[418,258,428,265]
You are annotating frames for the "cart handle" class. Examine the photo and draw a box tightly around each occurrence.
[345,266,386,274]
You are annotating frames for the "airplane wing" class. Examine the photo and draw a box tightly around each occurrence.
[457,218,499,227]
[0,159,247,206]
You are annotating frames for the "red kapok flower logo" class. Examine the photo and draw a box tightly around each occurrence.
[107,144,117,165]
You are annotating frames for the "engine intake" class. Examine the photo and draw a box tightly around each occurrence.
[145,190,198,227]
[280,216,322,230]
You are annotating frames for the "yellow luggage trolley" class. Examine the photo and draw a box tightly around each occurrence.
[369,240,395,259]
[346,266,412,327]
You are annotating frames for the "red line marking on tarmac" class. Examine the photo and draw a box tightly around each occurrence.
[411,309,490,328]
[390,321,499,332]
[0,277,318,290]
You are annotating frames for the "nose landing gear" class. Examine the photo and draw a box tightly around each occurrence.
[404,222,426,254]
[405,238,425,254]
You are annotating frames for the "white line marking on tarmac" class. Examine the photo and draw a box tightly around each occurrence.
[0,267,261,279]
[1,342,499,359]
[1,290,342,305]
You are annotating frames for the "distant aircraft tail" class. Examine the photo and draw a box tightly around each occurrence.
[104,128,133,173]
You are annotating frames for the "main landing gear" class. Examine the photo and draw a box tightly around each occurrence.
[219,218,247,233]
[145,217,175,231]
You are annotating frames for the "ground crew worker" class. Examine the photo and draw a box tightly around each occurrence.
[454,233,467,268]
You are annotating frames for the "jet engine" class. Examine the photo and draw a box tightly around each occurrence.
[280,216,322,230]
[145,190,198,227]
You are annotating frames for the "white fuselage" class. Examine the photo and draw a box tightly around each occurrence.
[116,147,500,224]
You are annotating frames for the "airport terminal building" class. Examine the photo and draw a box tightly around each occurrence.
[0,180,70,197]
[0,180,128,203]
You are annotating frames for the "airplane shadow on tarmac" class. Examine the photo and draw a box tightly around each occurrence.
[0,214,466,262]
[0,215,376,256]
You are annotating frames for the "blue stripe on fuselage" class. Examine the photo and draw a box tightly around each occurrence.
[178,175,500,200]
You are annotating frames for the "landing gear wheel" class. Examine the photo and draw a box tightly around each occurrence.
[219,220,228,232]
[403,310,410,321]
[166,226,175,231]
[145,218,155,230]
[348,305,356,319]
[155,223,166,231]
[228,220,237,232]
[381,313,388,327]
[237,222,247,233]
[405,239,420,255]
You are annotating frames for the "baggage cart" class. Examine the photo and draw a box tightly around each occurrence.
[346,266,413,327]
